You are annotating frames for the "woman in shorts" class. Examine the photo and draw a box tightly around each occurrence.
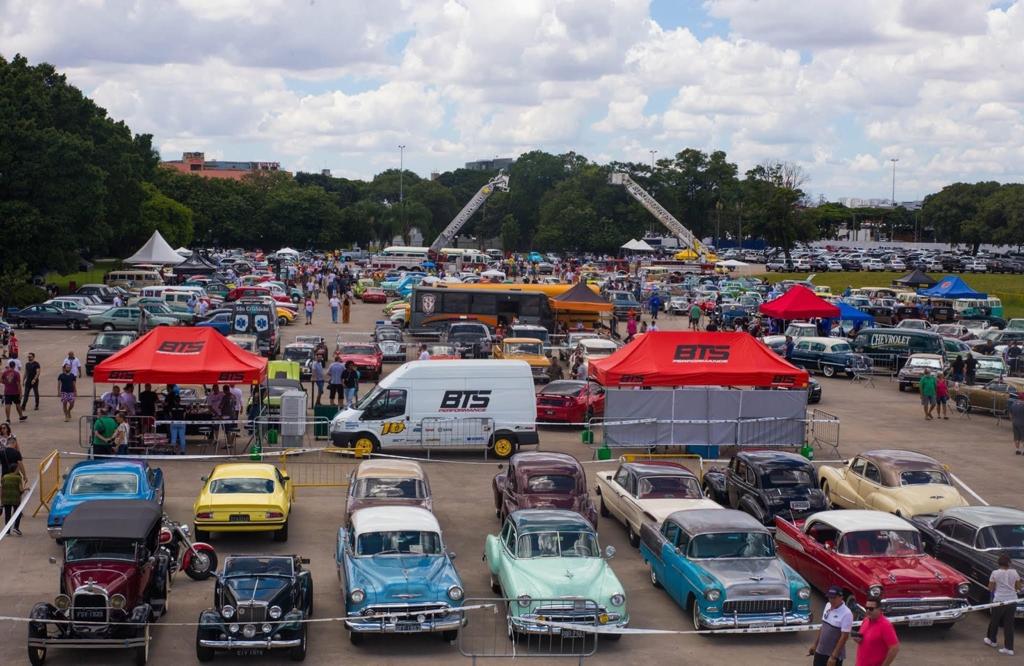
[935,373,950,420]
[57,363,77,422]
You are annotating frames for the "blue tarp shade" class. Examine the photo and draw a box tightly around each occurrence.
[836,301,874,323]
[917,275,987,299]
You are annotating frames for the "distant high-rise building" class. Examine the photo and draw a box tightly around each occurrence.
[160,152,285,180]
[465,157,515,172]
[321,168,332,177]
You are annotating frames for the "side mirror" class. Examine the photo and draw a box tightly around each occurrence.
[604,545,616,560]
[281,474,290,482]
[674,546,684,556]
[448,551,457,561]
[200,475,208,482]
[300,557,310,564]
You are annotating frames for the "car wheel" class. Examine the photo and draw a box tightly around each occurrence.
[820,480,831,502]
[28,623,47,665]
[898,383,905,392]
[65,320,74,329]
[956,396,971,413]
[441,630,458,643]
[650,565,662,589]
[134,632,148,666]
[627,525,640,548]
[352,434,379,456]
[599,498,610,518]
[102,323,114,331]
[273,519,289,542]
[193,525,209,542]
[490,435,517,459]
[288,624,307,661]
[349,630,364,646]
[73,320,82,330]
[691,596,703,632]
[822,365,836,378]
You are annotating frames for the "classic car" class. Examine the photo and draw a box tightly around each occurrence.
[195,555,312,662]
[971,353,1007,384]
[444,321,493,359]
[225,286,293,306]
[806,378,822,404]
[935,324,974,341]
[912,506,1024,609]
[85,331,138,375]
[337,506,465,644]
[492,337,550,382]
[896,353,947,392]
[361,287,388,303]
[535,380,605,423]
[195,312,234,335]
[702,451,828,526]
[137,300,197,325]
[818,450,967,518]
[282,343,315,382]
[293,334,326,348]
[193,463,293,541]
[559,331,599,362]
[942,337,972,359]
[352,278,375,297]
[492,452,597,526]
[11,303,91,330]
[569,337,620,371]
[45,297,109,316]
[88,306,177,331]
[484,509,627,639]
[762,322,820,352]
[29,500,170,666]
[640,508,812,630]
[371,327,406,363]
[788,337,865,378]
[423,343,461,360]
[345,459,432,522]
[337,343,384,379]
[595,461,720,547]
[774,510,970,622]
[48,460,165,538]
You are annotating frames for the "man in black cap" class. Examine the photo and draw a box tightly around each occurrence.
[807,585,852,665]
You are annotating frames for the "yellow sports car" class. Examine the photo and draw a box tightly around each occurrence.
[818,449,967,518]
[276,305,296,325]
[193,463,293,541]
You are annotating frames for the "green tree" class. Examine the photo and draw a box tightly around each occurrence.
[921,181,1001,251]
[499,214,520,251]
[139,182,194,247]
[742,163,816,258]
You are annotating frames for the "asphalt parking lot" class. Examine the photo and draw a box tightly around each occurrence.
[1,298,1019,665]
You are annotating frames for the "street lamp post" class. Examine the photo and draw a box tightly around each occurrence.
[890,157,899,207]
[649,149,657,172]
[399,145,406,242]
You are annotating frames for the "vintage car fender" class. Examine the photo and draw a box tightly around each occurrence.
[700,469,728,503]
[492,473,507,514]
[483,534,503,575]
[737,494,767,524]
[817,466,852,505]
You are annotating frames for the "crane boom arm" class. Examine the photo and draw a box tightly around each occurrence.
[609,172,705,257]
[428,173,510,254]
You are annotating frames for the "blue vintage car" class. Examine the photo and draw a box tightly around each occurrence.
[47,460,164,537]
[336,506,465,645]
[789,336,865,378]
[639,508,811,630]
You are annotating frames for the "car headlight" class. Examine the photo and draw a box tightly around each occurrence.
[447,585,464,601]
[798,587,811,600]
[350,588,365,604]
[242,624,257,639]
[269,605,282,619]
[610,593,625,607]
[110,594,126,610]
[54,594,71,611]
[957,582,970,596]
[517,594,532,608]
[221,604,235,619]
[705,589,721,602]
[229,623,239,633]
[868,585,883,599]
[261,623,273,634]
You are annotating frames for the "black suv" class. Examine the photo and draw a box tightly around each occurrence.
[444,321,493,358]
[85,330,139,375]
[702,451,828,525]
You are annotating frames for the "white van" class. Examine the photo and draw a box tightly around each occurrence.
[329,360,539,458]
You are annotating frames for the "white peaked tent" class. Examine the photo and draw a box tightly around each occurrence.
[175,247,193,257]
[277,247,300,255]
[124,231,186,265]
[622,238,655,252]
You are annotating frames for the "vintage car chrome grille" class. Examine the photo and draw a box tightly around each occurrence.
[235,602,267,623]
[881,598,962,615]
[532,601,604,624]
[723,599,792,616]
[72,592,108,628]
[362,602,449,618]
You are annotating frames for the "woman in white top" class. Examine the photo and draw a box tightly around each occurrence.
[113,412,131,455]
[986,552,1023,655]
[0,422,16,449]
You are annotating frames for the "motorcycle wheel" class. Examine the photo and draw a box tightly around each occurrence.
[185,549,217,581]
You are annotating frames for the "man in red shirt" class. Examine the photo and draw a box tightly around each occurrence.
[854,601,900,666]
[1,361,26,422]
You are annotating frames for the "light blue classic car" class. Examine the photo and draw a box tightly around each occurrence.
[336,506,465,645]
[639,508,811,630]
[47,459,164,537]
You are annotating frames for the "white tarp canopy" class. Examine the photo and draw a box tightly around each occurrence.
[621,238,640,249]
[276,247,300,255]
[175,247,193,257]
[716,259,748,267]
[621,238,655,251]
[124,231,186,265]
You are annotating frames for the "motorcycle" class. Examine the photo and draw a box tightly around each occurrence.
[160,516,217,580]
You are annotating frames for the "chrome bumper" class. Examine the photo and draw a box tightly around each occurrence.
[47,526,62,538]
[879,597,968,620]
[512,612,625,635]
[345,615,464,634]
[198,637,302,649]
[699,611,810,629]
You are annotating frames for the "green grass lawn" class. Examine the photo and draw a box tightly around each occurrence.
[756,271,1024,319]
[47,259,120,292]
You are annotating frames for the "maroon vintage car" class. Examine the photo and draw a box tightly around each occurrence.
[775,509,970,625]
[344,459,433,523]
[28,499,170,665]
[492,452,598,527]
[337,342,384,379]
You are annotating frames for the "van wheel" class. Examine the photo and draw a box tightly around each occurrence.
[490,435,517,459]
[353,434,379,456]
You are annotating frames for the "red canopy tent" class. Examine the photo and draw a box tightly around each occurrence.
[758,285,839,320]
[589,331,808,388]
[94,326,267,385]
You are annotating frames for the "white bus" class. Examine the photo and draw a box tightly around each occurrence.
[370,246,429,271]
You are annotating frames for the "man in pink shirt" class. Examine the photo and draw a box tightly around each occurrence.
[854,600,900,666]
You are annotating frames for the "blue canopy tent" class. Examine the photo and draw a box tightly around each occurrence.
[836,301,874,323]
[917,276,986,299]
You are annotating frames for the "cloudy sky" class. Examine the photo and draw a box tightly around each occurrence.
[3,0,1023,201]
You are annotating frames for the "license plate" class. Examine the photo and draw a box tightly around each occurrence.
[395,622,421,632]
[229,514,250,522]
[236,649,265,656]
[560,629,585,638]
[909,619,933,627]
[790,501,810,510]
[747,622,773,629]
[545,410,555,415]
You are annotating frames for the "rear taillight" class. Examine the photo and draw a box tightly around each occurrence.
[265,511,284,519]
[196,512,213,519]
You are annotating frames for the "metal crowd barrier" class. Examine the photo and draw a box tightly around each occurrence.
[808,409,841,457]
[859,352,905,380]
[458,598,599,663]
[34,450,61,517]
[420,417,496,457]
[276,447,354,496]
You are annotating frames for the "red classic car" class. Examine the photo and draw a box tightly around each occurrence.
[337,342,384,380]
[775,510,970,625]
[492,452,598,527]
[226,285,293,306]
[361,287,388,304]
[424,343,461,360]
[535,380,606,423]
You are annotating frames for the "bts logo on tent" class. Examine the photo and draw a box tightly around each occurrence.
[673,344,730,362]
[157,341,205,355]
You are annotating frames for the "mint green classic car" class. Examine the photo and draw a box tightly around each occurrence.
[484,509,627,640]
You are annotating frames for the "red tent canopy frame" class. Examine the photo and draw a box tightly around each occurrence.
[589,331,808,388]
[759,285,840,320]
[94,326,267,385]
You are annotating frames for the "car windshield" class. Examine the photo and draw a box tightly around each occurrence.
[900,469,950,485]
[978,359,1005,370]
[517,531,599,558]
[838,529,923,556]
[506,342,542,355]
[69,472,139,495]
[356,530,442,556]
[977,525,1024,551]
[427,345,457,355]
[93,333,134,349]
[636,475,702,499]
[762,467,813,488]
[688,532,775,558]
[525,474,576,494]
[224,556,293,577]
[909,357,942,369]
[341,345,376,355]
[354,477,425,499]
[283,348,312,361]
[209,477,275,493]
[65,538,136,562]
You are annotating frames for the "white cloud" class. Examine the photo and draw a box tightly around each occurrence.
[850,154,881,172]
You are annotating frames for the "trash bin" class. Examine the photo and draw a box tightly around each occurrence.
[596,446,612,461]
[314,405,338,439]
[581,429,594,445]
[267,429,279,445]
[686,445,719,459]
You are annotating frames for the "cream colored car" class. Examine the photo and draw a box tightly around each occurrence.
[595,461,721,547]
[818,449,968,518]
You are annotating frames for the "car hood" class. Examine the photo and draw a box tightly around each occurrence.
[841,555,960,588]
[881,484,966,515]
[698,558,793,598]
[224,575,291,604]
[341,354,379,364]
[350,554,460,603]
[503,557,622,602]
[66,562,135,594]
[638,499,723,525]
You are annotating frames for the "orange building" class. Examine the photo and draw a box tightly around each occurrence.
[160,152,284,180]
